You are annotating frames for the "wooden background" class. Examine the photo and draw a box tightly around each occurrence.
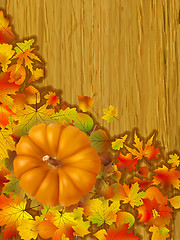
[1,0,180,239]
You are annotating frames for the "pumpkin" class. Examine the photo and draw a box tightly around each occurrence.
[13,123,101,207]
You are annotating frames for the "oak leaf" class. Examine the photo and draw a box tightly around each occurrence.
[28,68,44,83]
[0,43,15,71]
[102,105,118,122]
[7,64,26,85]
[51,107,77,123]
[168,153,180,167]
[112,135,127,150]
[0,11,15,43]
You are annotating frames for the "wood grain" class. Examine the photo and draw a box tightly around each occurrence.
[0,0,180,239]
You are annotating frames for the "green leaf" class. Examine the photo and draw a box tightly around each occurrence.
[51,107,77,123]
[89,129,110,153]
[3,173,25,197]
[14,39,35,54]
[73,113,93,133]
[111,135,128,150]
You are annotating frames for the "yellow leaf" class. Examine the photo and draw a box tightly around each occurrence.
[168,153,180,167]
[0,44,15,72]
[77,95,94,112]
[28,68,44,83]
[169,196,180,209]
[112,135,128,150]
[102,105,118,122]
[93,229,107,240]
[0,10,15,43]
[0,128,15,163]
[18,216,41,240]
[149,226,169,240]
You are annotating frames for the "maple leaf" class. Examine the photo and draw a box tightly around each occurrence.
[93,229,107,240]
[153,165,180,191]
[73,113,94,133]
[77,95,94,112]
[17,216,41,240]
[0,194,33,239]
[51,107,77,123]
[168,153,180,167]
[0,104,15,128]
[44,91,60,106]
[112,135,128,150]
[0,43,15,71]
[0,72,20,105]
[28,67,44,83]
[89,129,110,153]
[0,10,15,43]
[149,226,169,240]
[129,177,153,190]
[125,133,159,161]
[102,105,118,122]
[0,166,10,192]
[84,198,120,227]
[12,104,55,137]
[116,153,137,171]
[116,211,135,228]
[168,196,180,209]
[112,182,146,207]
[43,209,76,239]
[138,166,149,178]
[137,197,173,227]
[12,39,41,72]
[7,64,26,85]
[0,127,15,162]
[105,224,139,240]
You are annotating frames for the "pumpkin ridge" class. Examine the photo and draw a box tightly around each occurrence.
[63,165,97,176]
[60,168,82,194]
[56,125,65,158]
[27,135,47,156]
[34,169,50,197]
[16,165,44,179]
[60,145,90,163]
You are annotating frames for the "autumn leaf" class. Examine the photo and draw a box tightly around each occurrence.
[12,39,41,72]
[0,43,15,71]
[12,104,55,137]
[116,212,135,228]
[77,95,94,112]
[168,153,180,167]
[0,104,15,128]
[93,229,107,240]
[17,216,41,240]
[125,132,159,161]
[51,107,77,123]
[0,72,20,105]
[0,10,15,43]
[28,68,44,83]
[129,177,153,190]
[94,179,115,200]
[112,135,128,150]
[84,198,120,227]
[168,196,180,209]
[102,105,118,122]
[149,226,169,240]
[89,129,110,153]
[0,127,15,163]
[0,166,10,192]
[153,165,180,191]
[138,166,149,178]
[105,224,139,240]
[112,182,146,207]
[38,220,58,239]
[23,86,40,105]
[116,153,137,171]
[7,64,26,85]
[0,194,33,239]
[73,113,94,133]
[44,91,60,107]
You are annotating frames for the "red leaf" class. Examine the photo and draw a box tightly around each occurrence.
[138,166,149,178]
[0,167,10,192]
[116,153,137,171]
[129,177,153,190]
[0,104,15,128]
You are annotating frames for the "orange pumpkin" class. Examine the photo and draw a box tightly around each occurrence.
[13,123,101,207]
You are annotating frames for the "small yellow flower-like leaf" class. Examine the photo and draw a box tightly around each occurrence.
[168,153,180,167]
[102,105,118,123]
[112,135,128,150]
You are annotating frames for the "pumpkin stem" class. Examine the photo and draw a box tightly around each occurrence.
[42,155,63,168]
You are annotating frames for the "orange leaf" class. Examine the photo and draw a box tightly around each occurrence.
[28,68,44,83]
[0,72,20,105]
[105,224,139,240]
[77,95,94,112]
[38,220,58,239]
[129,177,153,190]
[44,92,60,107]
[153,165,180,191]
[0,166,10,192]
[0,104,15,128]
[0,10,15,43]
[138,166,149,178]
[7,64,26,85]
[116,153,137,171]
